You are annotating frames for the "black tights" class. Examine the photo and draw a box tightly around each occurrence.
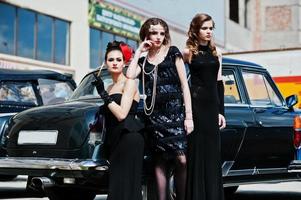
[155,155,187,200]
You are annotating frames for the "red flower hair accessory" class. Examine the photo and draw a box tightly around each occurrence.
[119,43,133,64]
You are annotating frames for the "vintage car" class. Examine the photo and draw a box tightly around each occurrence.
[0,68,76,180]
[0,58,300,200]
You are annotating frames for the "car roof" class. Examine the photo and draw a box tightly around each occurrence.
[0,68,74,82]
[222,57,263,69]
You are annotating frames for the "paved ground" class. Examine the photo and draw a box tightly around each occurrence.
[0,176,301,199]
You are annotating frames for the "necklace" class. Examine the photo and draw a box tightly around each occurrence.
[142,53,158,116]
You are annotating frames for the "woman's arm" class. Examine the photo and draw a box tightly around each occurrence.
[126,49,142,79]
[175,57,194,134]
[107,79,138,121]
[217,47,223,81]
[182,48,190,63]
[216,47,226,129]
[126,40,153,79]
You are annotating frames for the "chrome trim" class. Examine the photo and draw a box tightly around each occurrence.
[227,167,288,177]
[0,157,109,171]
[222,161,235,176]
[0,113,17,117]
[225,103,249,107]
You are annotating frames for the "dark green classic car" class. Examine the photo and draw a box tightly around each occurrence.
[0,58,300,200]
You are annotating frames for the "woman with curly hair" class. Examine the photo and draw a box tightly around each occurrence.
[183,13,226,200]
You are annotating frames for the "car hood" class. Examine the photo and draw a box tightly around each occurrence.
[6,100,104,151]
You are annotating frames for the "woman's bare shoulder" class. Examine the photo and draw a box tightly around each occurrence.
[182,48,190,62]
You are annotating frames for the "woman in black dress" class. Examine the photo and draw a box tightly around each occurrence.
[93,41,144,200]
[127,18,194,200]
[183,13,226,200]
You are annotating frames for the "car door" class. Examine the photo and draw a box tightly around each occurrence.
[221,66,257,175]
[241,69,295,169]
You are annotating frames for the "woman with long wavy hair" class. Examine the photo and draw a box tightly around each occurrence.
[183,13,226,200]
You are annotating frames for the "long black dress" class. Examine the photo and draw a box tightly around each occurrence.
[138,46,186,158]
[186,44,224,200]
[104,93,144,200]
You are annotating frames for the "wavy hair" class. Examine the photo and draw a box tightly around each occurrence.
[139,18,171,45]
[186,13,217,63]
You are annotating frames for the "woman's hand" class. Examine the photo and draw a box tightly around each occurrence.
[184,119,194,135]
[218,114,226,129]
[138,39,153,53]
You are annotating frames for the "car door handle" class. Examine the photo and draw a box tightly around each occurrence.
[253,108,267,113]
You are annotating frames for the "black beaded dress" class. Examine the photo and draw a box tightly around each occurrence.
[104,93,144,200]
[186,45,224,200]
[138,46,186,158]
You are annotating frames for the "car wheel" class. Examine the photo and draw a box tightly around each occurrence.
[45,187,96,200]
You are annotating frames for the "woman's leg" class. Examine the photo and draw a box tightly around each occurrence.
[174,155,187,200]
[155,157,168,200]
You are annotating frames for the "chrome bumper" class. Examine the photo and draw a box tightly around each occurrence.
[0,157,109,171]
[288,160,301,173]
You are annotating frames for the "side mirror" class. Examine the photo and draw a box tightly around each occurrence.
[286,94,298,109]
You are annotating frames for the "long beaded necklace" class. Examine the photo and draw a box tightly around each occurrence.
[142,52,159,116]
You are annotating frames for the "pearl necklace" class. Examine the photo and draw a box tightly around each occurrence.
[142,53,158,116]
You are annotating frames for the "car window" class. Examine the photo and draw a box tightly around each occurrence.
[70,70,112,100]
[38,79,74,105]
[222,70,242,104]
[0,81,38,105]
[242,71,282,107]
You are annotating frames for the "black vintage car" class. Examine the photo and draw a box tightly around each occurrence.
[0,58,300,199]
[0,68,76,180]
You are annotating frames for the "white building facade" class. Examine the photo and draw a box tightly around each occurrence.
[1,0,299,83]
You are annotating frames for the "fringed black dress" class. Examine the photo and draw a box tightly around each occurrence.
[138,46,187,158]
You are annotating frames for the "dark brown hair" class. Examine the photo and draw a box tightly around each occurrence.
[104,41,124,61]
[139,18,171,45]
[186,13,217,62]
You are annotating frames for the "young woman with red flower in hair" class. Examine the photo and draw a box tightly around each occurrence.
[92,41,144,200]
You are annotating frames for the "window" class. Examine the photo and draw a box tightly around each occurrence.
[54,19,69,64]
[89,28,138,69]
[37,14,52,62]
[17,8,35,59]
[230,0,239,23]
[242,71,282,106]
[223,70,242,104]
[0,2,70,65]
[0,3,15,54]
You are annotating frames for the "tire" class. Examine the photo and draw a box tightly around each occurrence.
[224,186,239,197]
[45,187,96,200]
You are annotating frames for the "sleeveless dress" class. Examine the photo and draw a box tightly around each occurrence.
[138,46,186,158]
[104,93,145,200]
[186,45,224,200]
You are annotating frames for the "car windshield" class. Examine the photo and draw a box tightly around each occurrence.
[38,79,74,105]
[70,70,112,100]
